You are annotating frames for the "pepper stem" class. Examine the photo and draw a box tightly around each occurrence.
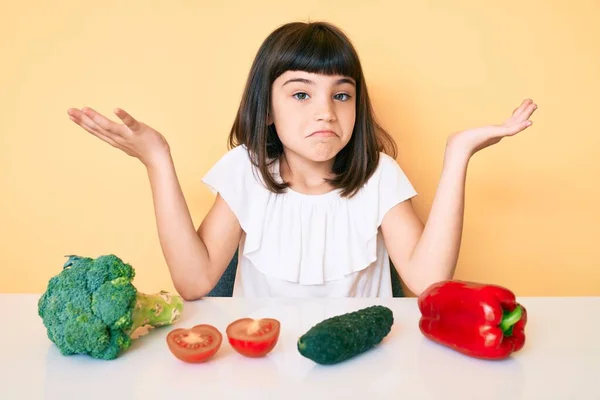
[499,305,522,335]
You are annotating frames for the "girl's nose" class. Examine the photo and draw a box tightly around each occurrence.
[314,99,336,122]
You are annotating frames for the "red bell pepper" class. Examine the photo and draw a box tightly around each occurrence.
[418,280,527,360]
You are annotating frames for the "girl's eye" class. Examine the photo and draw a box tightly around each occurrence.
[334,93,351,101]
[292,92,352,101]
[293,92,309,101]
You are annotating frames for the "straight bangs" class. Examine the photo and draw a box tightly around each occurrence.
[269,24,361,84]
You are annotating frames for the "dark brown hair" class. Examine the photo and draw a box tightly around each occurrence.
[228,21,397,197]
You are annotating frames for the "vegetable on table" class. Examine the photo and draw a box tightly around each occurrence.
[226,318,280,357]
[38,254,184,360]
[418,280,527,360]
[167,324,222,363]
[297,305,394,365]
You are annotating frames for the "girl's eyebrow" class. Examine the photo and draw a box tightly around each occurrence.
[282,77,356,87]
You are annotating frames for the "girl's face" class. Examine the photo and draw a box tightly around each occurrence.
[269,71,356,163]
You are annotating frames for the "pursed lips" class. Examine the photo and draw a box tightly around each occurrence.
[308,130,337,138]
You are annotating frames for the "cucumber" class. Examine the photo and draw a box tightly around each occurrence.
[297,305,394,365]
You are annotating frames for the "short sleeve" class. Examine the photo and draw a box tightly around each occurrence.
[375,153,417,225]
[201,145,257,230]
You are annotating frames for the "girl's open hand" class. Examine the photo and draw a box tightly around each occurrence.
[448,99,538,158]
[67,107,171,168]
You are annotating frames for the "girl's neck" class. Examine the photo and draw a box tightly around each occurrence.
[280,150,336,195]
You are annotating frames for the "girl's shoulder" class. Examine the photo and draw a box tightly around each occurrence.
[201,144,256,187]
[201,144,255,203]
[358,151,416,199]
[208,144,252,169]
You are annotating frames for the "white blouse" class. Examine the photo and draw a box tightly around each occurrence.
[201,145,417,298]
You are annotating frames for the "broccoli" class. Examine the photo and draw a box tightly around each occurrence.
[38,254,184,360]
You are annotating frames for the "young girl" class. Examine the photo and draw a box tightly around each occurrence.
[67,21,536,300]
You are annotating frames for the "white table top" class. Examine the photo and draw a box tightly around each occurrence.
[1,294,598,399]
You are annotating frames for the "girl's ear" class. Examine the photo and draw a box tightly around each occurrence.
[267,112,274,125]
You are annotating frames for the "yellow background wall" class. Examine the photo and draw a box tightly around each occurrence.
[2,0,598,296]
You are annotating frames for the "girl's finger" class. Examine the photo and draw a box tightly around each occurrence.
[502,120,533,137]
[114,108,141,132]
[69,108,112,136]
[521,119,533,129]
[509,104,536,125]
[512,99,532,117]
[78,111,112,137]
[82,107,129,137]
[69,115,123,149]
[77,111,131,150]
[516,102,537,123]
[506,99,536,125]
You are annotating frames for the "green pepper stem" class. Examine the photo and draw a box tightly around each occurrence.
[499,305,522,335]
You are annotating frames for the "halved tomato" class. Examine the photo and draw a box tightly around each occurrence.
[226,318,280,358]
[166,324,222,363]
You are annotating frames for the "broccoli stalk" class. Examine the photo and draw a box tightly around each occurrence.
[128,290,183,339]
[38,254,184,360]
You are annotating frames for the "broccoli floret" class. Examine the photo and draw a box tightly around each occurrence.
[38,254,184,360]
